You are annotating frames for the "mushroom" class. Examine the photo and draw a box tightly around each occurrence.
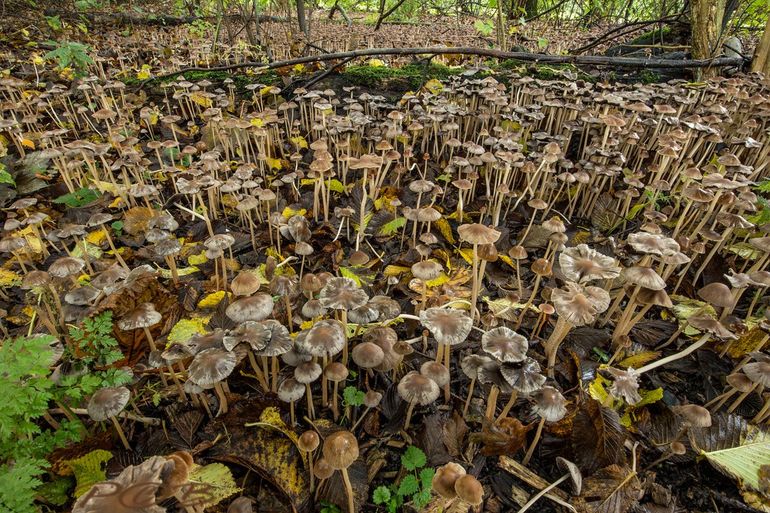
[432,462,466,499]
[87,386,131,450]
[454,474,484,507]
[188,347,237,416]
[322,431,359,513]
[324,362,349,420]
[298,430,320,490]
[277,377,305,426]
[319,277,368,364]
[458,223,501,320]
[522,386,567,465]
[398,371,440,430]
[419,306,473,374]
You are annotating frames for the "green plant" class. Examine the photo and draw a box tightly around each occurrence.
[45,15,63,32]
[111,220,124,237]
[53,187,100,208]
[320,500,342,513]
[44,41,93,76]
[0,334,82,513]
[343,385,366,407]
[0,163,15,187]
[57,311,132,406]
[372,446,434,512]
[473,19,495,36]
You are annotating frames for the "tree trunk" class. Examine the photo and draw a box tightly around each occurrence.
[690,0,726,79]
[752,14,770,74]
[296,0,308,36]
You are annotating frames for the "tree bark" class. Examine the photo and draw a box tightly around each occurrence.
[690,0,726,79]
[752,14,770,74]
[296,0,308,36]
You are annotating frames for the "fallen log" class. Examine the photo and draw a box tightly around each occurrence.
[141,46,745,87]
[43,10,286,26]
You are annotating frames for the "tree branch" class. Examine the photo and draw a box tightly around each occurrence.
[140,46,745,87]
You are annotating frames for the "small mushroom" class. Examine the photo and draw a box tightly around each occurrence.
[322,431,359,513]
[87,386,131,450]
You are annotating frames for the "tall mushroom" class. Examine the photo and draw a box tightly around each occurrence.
[322,430,359,513]
[458,223,501,320]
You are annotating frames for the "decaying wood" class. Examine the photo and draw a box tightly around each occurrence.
[143,45,745,86]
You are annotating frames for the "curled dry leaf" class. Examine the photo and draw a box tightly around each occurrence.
[571,399,627,475]
[574,464,643,513]
[470,416,531,457]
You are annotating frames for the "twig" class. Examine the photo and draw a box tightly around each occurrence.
[570,12,685,54]
[140,46,745,87]
[52,408,161,425]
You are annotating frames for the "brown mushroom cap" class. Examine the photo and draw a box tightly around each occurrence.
[673,404,711,427]
[551,282,611,326]
[188,348,238,386]
[231,271,262,297]
[322,430,359,470]
[87,386,130,421]
[351,341,385,369]
[277,378,305,403]
[420,361,450,387]
[398,371,441,405]
[226,293,274,322]
[432,462,467,499]
[458,223,501,245]
[420,307,473,346]
[313,458,335,480]
[622,266,666,290]
[743,361,770,388]
[118,302,162,330]
[298,430,320,452]
[319,277,369,310]
[303,319,346,357]
[324,362,349,383]
[533,386,568,422]
[482,327,529,363]
[697,283,734,308]
[454,474,484,506]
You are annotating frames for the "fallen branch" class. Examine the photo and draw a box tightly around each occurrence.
[570,13,685,54]
[43,10,286,26]
[141,46,745,87]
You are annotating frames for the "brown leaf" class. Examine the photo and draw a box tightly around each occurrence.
[417,413,452,466]
[575,464,643,513]
[442,411,469,457]
[122,206,155,235]
[470,417,530,457]
[571,399,627,474]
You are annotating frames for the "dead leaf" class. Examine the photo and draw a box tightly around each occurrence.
[470,417,530,457]
[571,399,627,474]
[442,411,469,457]
[575,464,643,513]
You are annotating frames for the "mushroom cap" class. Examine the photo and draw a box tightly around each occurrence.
[118,302,162,330]
[322,430,359,470]
[231,271,262,297]
[420,307,473,346]
[188,348,237,386]
[743,361,770,388]
[622,266,666,290]
[319,277,369,310]
[500,357,546,394]
[673,404,711,427]
[324,362,349,382]
[556,457,582,495]
[605,367,642,404]
[303,319,346,357]
[364,390,383,408]
[697,282,734,308]
[87,386,130,421]
[533,386,567,422]
[223,321,270,352]
[688,316,737,340]
[482,327,529,363]
[398,371,441,405]
[454,474,484,506]
[298,430,320,452]
[458,223,501,245]
[228,497,255,513]
[351,341,385,369]
[432,462,467,499]
[313,458,335,480]
[411,260,443,281]
[226,293,274,322]
[551,282,611,326]
[257,320,293,356]
[49,256,86,278]
[294,361,322,384]
[461,354,495,380]
[627,232,679,257]
[726,372,754,392]
[277,378,305,402]
[559,244,621,283]
[421,361,450,387]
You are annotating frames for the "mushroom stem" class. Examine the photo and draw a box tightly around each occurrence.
[403,400,416,430]
[485,385,500,419]
[522,417,546,465]
[247,351,269,391]
[463,377,476,417]
[470,243,480,321]
[752,396,770,423]
[306,384,316,419]
[290,401,296,426]
[636,334,711,375]
[498,391,518,421]
[272,356,280,393]
[543,317,574,377]
[727,382,759,413]
[102,226,129,271]
[284,295,294,333]
[704,388,738,411]
[332,380,340,421]
[214,383,228,416]
[110,416,131,450]
[340,468,355,513]
[515,473,573,513]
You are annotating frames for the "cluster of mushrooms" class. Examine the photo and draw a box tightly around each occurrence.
[2,44,770,513]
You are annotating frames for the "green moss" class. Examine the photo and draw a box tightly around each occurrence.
[121,69,280,90]
[341,62,461,89]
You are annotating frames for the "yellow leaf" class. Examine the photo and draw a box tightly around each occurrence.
[426,272,450,288]
[299,320,314,330]
[383,265,410,277]
[159,265,199,279]
[168,317,210,344]
[266,157,283,170]
[340,266,362,286]
[186,463,240,508]
[618,351,661,369]
[85,230,107,246]
[435,217,455,244]
[722,327,769,358]
[259,86,273,96]
[188,251,208,265]
[281,206,306,219]
[498,254,515,268]
[189,91,213,108]
[198,291,231,309]
[290,136,308,149]
[0,268,21,288]
[588,374,612,405]
[424,78,444,94]
[136,64,152,80]
[21,138,35,149]
[61,450,112,498]
[292,64,305,73]
[458,247,474,264]
[483,296,537,321]
[368,58,386,67]
[250,117,264,128]
[72,241,102,260]
[109,197,124,209]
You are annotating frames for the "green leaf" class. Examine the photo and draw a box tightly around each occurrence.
[378,217,406,236]
[690,415,770,492]
[343,386,365,407]
[373,485,391,505]
[397,474,419,496]
[413,488,432,509]
[0,164,14,187]
[418,467,435,489]
[53,187,100,208]
[187,463,241,508]
[401,445,426,471]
